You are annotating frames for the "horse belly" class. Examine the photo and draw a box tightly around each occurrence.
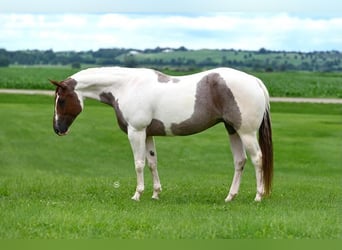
[170,115,220,136]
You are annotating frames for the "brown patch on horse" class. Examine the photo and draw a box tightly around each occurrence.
[146,119,166,136]
[100,92,166,136]
[100,92,128,133]
[155,70,180,83]
[171,73,241,135]
[51,78,77,89]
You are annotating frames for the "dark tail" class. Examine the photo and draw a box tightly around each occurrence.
[259,108,273,196]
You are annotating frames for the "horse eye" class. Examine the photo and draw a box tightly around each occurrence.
[58,99,66,107]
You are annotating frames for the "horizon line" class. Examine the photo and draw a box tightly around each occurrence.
[1,47,341,53]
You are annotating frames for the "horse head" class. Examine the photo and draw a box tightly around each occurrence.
[49,78,83,136]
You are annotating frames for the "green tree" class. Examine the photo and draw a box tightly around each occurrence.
[124,55,137,68]
[0,55,10,67]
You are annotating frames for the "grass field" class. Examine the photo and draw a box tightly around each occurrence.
[0,94,341,239]
[1,66,342,98]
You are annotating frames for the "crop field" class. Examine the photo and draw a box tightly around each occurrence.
[0,67,78,90]
[1,66,342,98]
[0,93,341,239]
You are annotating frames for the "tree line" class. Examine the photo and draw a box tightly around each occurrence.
[0,47,341,72]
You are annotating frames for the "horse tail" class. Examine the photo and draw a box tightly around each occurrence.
[259,108,273,195]
[258,79,273,196]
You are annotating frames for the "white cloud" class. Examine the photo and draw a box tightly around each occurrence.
[97,14,149,29]
[0,13,341,52]
[60,15,88,28]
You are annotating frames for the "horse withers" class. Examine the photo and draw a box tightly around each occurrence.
[50,67,273,202]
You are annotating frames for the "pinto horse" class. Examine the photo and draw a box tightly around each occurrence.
[50,67,273,202]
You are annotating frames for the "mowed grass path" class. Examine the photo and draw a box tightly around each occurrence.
[0,94,341,239]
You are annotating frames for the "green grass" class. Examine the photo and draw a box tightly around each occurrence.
[0,94,341,239]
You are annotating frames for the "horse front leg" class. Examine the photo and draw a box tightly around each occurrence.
[128,126,147,201]
[146,136,162,200]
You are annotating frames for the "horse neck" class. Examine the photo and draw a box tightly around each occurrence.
[73,68,134,100]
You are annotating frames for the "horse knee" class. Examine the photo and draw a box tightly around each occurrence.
[148,163,157,172]
[135,160,145,173]
[147,157,157,169]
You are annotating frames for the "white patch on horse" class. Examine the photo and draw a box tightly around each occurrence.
[74,89,84,110]
[54,92,60,122]
[150,80,198,135]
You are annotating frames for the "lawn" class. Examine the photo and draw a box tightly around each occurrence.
[0,94,341,239]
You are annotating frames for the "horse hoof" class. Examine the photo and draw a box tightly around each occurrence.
[254,195,262,202]
[225,193,236,202]
[152,193,160,200]
[131,193,141,201]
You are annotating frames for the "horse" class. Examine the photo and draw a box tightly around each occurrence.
[50,67,273,202]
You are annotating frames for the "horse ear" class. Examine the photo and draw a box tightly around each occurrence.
[49,79,66,89]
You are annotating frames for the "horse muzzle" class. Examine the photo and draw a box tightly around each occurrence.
[54,128,69,136]
[53,121,69,136]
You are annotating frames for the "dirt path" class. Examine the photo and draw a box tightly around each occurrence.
[270,97,342,104]
[0,89,54,96]
[0,89,341,104]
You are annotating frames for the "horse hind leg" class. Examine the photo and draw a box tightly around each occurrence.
[225,132,247,202]
[145,136,162,199]
[240,132,264,201]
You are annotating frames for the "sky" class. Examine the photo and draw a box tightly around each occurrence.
[1,0,342,52]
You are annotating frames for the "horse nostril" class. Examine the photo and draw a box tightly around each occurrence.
[54,127,60,135]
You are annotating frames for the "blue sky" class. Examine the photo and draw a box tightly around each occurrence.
[1,0,342,51]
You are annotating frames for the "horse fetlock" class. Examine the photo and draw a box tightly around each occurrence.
[153,184,162,192]
[136,185,144,193]
[151,184,162,199]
